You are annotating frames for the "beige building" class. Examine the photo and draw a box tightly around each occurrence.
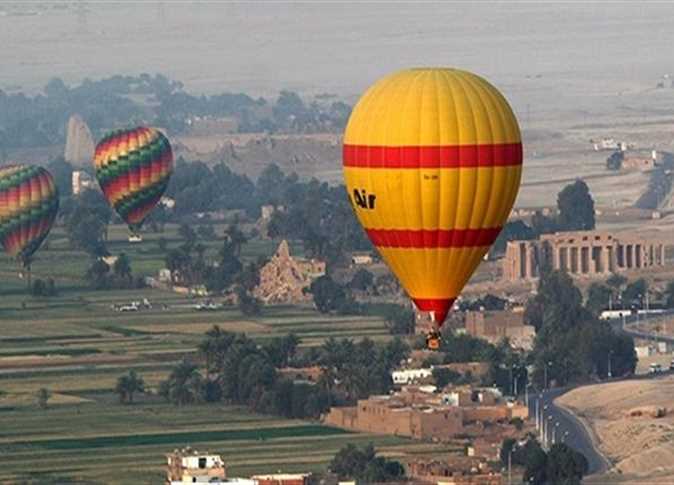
[324,387,528,442]
[464,310,535,350]
[252,240,326,304]
[503,230,666,281]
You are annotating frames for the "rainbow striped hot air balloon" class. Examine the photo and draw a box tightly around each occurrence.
[0,165,59,267]
[343,68,522,328]
[94,126,173,235]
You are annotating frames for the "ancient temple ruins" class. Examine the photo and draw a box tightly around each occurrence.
[503,230,666,281]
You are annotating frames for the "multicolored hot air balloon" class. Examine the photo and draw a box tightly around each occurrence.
[0,164,59,267]
[343,68,522,337]
[94,126,173,235]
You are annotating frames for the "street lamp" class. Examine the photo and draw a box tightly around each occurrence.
[545,415,553,448]
[561,431,569,443]
[544,361,552,390]
[552,421,560,445]
[608,350,614,378]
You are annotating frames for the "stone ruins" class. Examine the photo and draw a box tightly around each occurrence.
[64,114,95,166]
[252,240,326,304]
[503,230,666,281]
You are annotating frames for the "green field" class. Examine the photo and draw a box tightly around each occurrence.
[0,225,431,484]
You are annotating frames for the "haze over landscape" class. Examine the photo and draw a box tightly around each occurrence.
[3,2,674,484]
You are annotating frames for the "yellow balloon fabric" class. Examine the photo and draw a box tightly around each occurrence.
[343,68,522,325]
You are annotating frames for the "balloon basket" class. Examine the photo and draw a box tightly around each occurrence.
[425,330,442,351]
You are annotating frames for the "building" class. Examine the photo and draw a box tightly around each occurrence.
[251,475,310,485]
[72,170,96,195]
[350,252,374,265]
[392,363,490,386]
[407,456,502,485]
[502,230,666,281]
[278,366,323,383]
[324,386,528,442]
[166,449,310,485]
[252,240,326,304]
[166,448,226,484]
[392,368,434,385]
[324,394,465,441]
[464,311,535,350]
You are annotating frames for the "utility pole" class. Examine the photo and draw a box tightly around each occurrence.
[508,449,512,485]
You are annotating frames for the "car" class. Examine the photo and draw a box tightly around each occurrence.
[669,360,674,371]
[118,303,139,312]
[649,363,663,374]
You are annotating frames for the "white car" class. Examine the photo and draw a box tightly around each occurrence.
[118,304,139,312]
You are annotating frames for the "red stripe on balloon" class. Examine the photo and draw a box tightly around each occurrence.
[343,143,522,168]
[365,227,502,248]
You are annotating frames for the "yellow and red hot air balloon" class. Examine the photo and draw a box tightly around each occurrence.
[0,164,59,268]
[343,68,522,341]
[94,126,173,237]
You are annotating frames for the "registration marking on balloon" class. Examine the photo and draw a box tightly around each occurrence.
[342,68,523,325]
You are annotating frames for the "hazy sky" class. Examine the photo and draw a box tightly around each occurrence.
[3,2,674,118]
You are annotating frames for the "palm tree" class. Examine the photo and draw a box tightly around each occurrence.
[160,360,204,406]
[224,225,247,257]
[113,253,132,282]
[115,370,145,404]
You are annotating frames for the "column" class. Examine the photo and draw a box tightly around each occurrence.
[626,245,633,269]
[525,245,534,280]
[660,244,666,266]
[602,247,611,274]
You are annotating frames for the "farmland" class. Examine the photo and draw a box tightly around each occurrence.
[0,224,434,484]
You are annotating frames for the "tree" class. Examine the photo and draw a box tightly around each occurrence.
[224,225,247,257]
[36,388,51,409]
[115,370,145,404]
[546,443,589,485]
[307,275,347,313]
[557,179,595,231]
[178,223,197,250]
[665,280,674,308]
[432,367,461,388]
[524,270,585,331]
[159,360,204,406]
[237,286,262,316]
[606,150,624,171]
[350,269,374,291]
[113,253,132,282]
[606,273,627,291]
[586,282,612,316]
[383,305,415,335]
[329,443,404,482]
[85,259,111,290]
[623,278,648,307]
[492,220,536,255]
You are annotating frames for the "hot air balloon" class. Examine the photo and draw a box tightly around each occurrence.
[94,126,173,240]
[342,68,522,348]
[0,165,60,278]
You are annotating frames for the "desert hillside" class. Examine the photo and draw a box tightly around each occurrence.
[557,376,674,482]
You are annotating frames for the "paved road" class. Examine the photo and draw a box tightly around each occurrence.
[527,388,611,475]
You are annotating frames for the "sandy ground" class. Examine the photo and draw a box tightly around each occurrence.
[557,376,674,482]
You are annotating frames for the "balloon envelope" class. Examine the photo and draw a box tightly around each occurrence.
[0,165,59,265]
[342,68,523,325]
[94,126,173,231]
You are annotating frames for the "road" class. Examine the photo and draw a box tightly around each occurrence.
[527,388,611,475]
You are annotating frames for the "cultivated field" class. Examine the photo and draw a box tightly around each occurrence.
[0,224,421,484]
